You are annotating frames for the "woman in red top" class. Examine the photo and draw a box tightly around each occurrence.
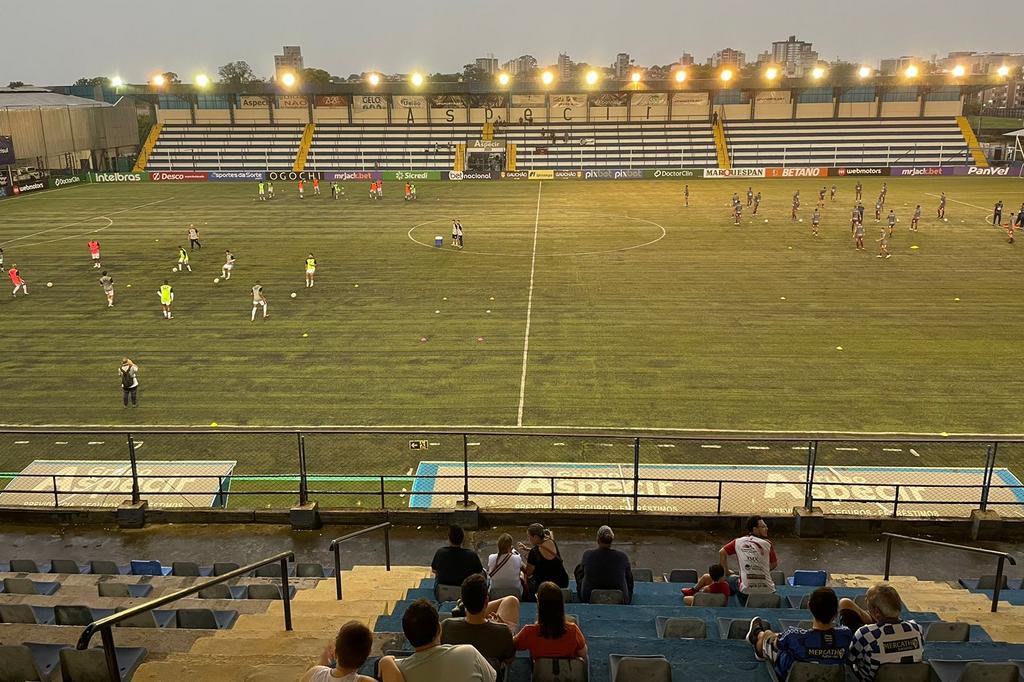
[514,582,587,660]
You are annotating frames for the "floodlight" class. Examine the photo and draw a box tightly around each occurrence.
[410,72,424,87]
[497,72,511,86]
[811,67,825,80]
[904,65,919,78]
[151,74,166,87]
[765,66,779,81]
[585,69,600,85]
[997,65,1010,77]
[674,70,687,83]
[858,66,872,79]
[630,71,642,83]
[720,69,733,82]
[951,64,966,78]
[110,76,124,88]
[541,70,554,85]
[281,72,296,88]
[195,73,210,87]
[367,73,381,87]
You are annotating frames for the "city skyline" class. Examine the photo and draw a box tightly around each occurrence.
[2,0,1023,84]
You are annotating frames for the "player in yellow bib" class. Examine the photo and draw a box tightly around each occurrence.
[304,254,317,288]
[158,281,174,319]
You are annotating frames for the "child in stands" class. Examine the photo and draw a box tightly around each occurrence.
[682,564,733,605]
[300,620,376,682]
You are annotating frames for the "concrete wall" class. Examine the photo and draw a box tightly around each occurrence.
[193,110,230,124]
[795,103,835,119]
[923,100,963,117]
[313,108,350,124]
[881,101,921,118]
[837,102,877,118]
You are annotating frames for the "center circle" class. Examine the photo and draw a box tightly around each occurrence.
[407,215,667,257]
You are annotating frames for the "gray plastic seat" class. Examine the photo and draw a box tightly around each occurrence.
[98,582,153,598]
[718,618,751,640]
[780,662,844,682]
[771,570,786,586]
[590,589,624,605]
[3,578,45,595]
[254,563,285,578]
[655,616,706,639]
[9,559,41,573]
[745,593,782,609]
[1,643,62,682]
[0,603,39,624]
[176,608,219,629]
[116,610,175,628]
[296,563,326,578]
[435,584,462,602]
[976,575,1009,590]
[213,562,240,576]
[55,605,95,626]
[692,592,728,607]
[663,569,698,584]
[532,657,588,682]
[778,619,813,631]
[632,568,653,583]
[560,588,573,604]
[790,594,812,610]
[609,655,671,682]
[90,560,121,575]
[926,621,970,642]
[60,646,148,682]
[199,583,233,599]
[49,559,81,574]
[172,561,202,576]
[874,662,932,681]
[247,584,284,600]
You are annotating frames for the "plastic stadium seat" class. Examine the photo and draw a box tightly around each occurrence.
[0,603,39,624]
[9,559,41,573]
[609,654,671,682]
[960,662,1020,681]
[49,559,82,574]
[590,589,624,605]
[98,583,153,598]
[175,608,219,629]
[199,583,233,599]
[246,584,284,600]
[692,592,728,607]
[560,588,574,604]
[171,561,202,576]
[1,643,63,682]
[778,619,813,631]
[116,610,175,629]
[977,575,1010,590]
[296,563,326,578]
[745,593,782,609]
[55,605,96,626]
[790,595,812,610]
[655,616,707,639]
[787,571,828,587]
[490,585,522,600]
[3,577,59,595]
[925,621,970,642]
[130,560,169,576]
[90,560,122,575]
[777,661,844,682]
[213,562,241,576]
[60,646,148,682]
[718,618,753,640]
[254,563,286,578]
[632,568,654,583]
[874,662,932,681]
[771,570,786,586]
[532,657,589,681]
[663,569,699,584]
[434,584,461,602]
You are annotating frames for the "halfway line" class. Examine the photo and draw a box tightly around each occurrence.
[517,182,543,427]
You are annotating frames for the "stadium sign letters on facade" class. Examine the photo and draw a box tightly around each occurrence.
[553,170,582,179]
[647,169,702,179]
[501,171,529,180]
[266,171,322,181]
[704,168,766,178]
[93,172,144,182]
[150,171,208,182]
[766,167,829,178]
[52,175,84,188]
[834,167,889,176]
[965,166,1011,176]
[12,179,48,194]
[326,171,378,181]
[208,171,265,181]
[891,166,956,177]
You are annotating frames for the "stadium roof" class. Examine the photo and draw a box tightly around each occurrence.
[0,87,111,108]
[1004,128,1024,137]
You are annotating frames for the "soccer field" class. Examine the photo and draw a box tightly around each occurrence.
[1,176,1022,436]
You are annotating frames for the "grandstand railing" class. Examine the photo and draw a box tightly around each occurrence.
[329,522,392,599]
[0,430,1022,519]
[76,550,294,680]
[881,533,1016,612]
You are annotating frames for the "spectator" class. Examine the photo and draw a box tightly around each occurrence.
[519,524,569,599]
[720,515,778,605]
[576,525,634,604]
[431,525,483,588]
[682,564,732,605]
[119,358,139,407]
[746,587,852,679]
[442,573,519,668]
[486,533,524,598]
[300,620,376,682]
[379,599,495,682]
[839,585,924,682]
[514,582,588,660]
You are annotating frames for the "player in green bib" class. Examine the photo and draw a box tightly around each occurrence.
[177,246,192,272]
[304,254,317,288]
[158,280,174,319]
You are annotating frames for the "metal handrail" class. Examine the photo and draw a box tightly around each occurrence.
[77,550,294,681]
[881,532,1017,612]
[329,522,391,600]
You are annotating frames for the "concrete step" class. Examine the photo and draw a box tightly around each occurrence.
[0,594,274,615]
[0,623,212,655]
[134,660,306,682]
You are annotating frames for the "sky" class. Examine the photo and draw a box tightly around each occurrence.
[4,0,1023,84]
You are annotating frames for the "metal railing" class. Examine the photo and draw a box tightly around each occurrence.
[881,533,1016,612]
[76,550,294,681]
[330,522,391,600]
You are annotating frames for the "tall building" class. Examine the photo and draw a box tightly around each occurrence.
[613,53,631,79]
[709,48,745,69]
[557,53,574,81]
[771,36,818,77]
[501,55,538,75]
[678,53,695,67]
[474,57,499,75]
[879,56,917,75]
[274,46,303,79]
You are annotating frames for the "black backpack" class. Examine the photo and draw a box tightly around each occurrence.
[120,367,134,389]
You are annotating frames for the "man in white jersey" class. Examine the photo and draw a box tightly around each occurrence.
[839,584,924,682]
[251,282,268,321]
[719,515,778,605]
[222,250,235,280]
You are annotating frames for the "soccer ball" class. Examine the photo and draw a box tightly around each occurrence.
[46,282,53,288]
[172,267,178,273]
[799,219,804,223]
[290,292,297,298]
[213,277,220,284]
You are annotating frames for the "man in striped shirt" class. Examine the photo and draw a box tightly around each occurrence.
[839,584,924,682]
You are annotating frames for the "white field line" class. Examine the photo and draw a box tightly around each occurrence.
[923,192,992,214]
[747,446,769,450]
[702,445,722,449]
[835,447,859,452]
[883,448,903,452]
[516,181,543,427]
[0,198,173,247]
[910,448,921,457]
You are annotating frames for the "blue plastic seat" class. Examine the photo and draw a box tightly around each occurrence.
[787,571,828,587]
[130,560,171,576]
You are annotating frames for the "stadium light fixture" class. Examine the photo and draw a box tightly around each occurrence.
[858,66,872,79]
[110,76,124,88]
[674,69,687,83]
[997,65,1011,78]
[541,70,555,85]
[367,73,381,87]
[904,64,919,79]
[630,71,642,84]
[951,64,966,78]
[497,72,511,86]
[280,72,297,88]
[151,74,166,87]
[811,66,825,80]
[720,69,733,83]
[764,66,779,82]
[195,73,210,88]
[410,72,425,87]
[585,69,600,86]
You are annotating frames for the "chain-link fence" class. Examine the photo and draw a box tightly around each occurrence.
[0,430,1021,518]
